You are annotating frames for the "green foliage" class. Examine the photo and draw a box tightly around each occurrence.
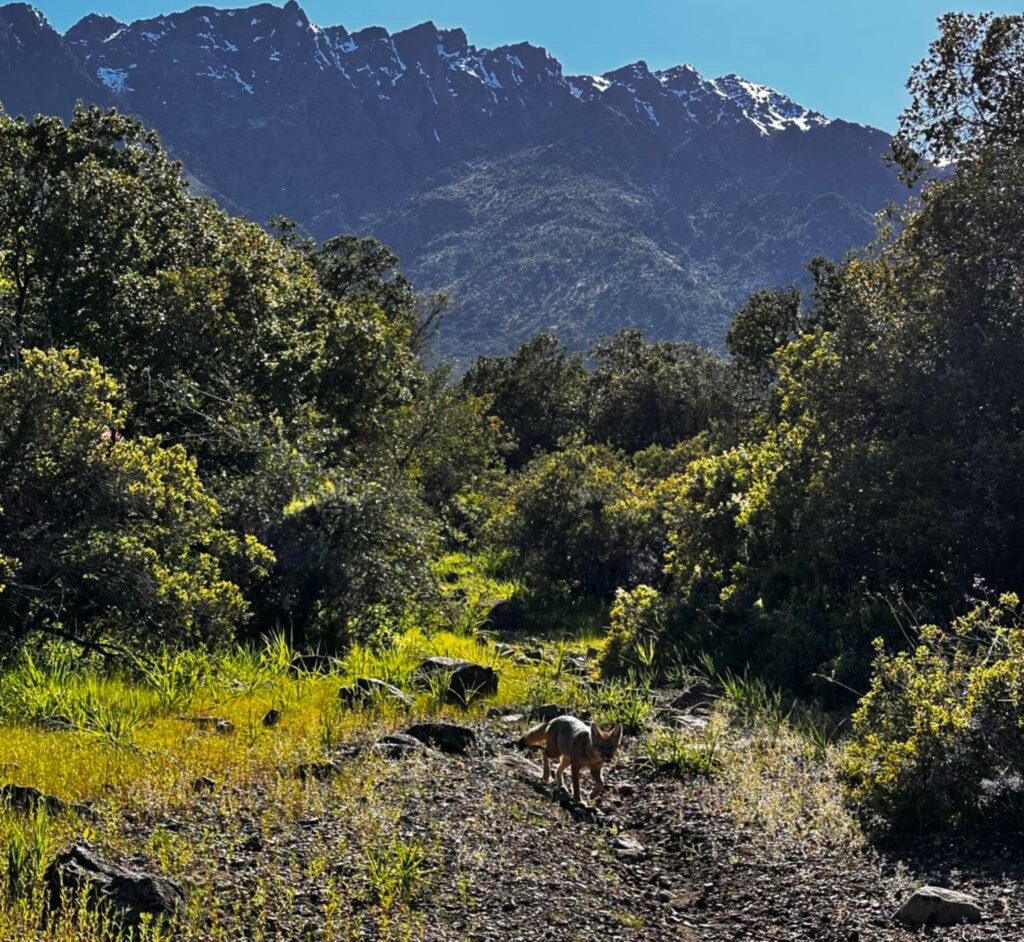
[842,594,1024,830]
[362,836,436,909]
[459,333,586,469]
[650,24,1024,690]
[600,585,666,677]
[0,105,449,653]
[587,330,738,453]
[5,804,51,899]
[640,725,721,778]
[725,287,802,385]
[890,13,1024,181]
[0,349,271,651]
[489,439,661,597]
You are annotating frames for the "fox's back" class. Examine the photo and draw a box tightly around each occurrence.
[546,715,591,754]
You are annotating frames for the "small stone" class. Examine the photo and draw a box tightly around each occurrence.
[893,886,982,926]
[373,734,430,758]
[262,709,282,727]
[338,678,413,709]
[294,760,341,782]
[528,704,576,723]
[611,834,647,861]
[191,776,216,793]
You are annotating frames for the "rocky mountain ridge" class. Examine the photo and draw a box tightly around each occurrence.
[0,1,906,358]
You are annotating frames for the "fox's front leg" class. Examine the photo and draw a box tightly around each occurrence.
[571,762,582,803]
[542,753,551,784]
[589,764,605,802]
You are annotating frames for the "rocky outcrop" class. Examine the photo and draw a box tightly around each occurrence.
[45,843,185,929]
[893,886,983,926]
[414,657,498,704]
[405,722,477,755]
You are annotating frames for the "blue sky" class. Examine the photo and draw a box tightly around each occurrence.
[38,0,1023,130]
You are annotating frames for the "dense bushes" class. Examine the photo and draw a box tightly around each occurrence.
[0,106,442,653]
[0,349,272,648]
[842,594,1024,830]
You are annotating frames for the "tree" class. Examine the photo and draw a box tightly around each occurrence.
[725,287,802,384]
[0,105,434,650]
[459,334,587,469]
[586,330,738,452]
[0,349,272,651]
[890,13,1024,181]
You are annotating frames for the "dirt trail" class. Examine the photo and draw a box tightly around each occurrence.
[122,717,1023,940]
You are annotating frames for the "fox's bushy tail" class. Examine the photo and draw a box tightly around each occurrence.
[518,721,550,748]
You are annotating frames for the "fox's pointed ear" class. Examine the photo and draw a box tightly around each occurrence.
[590,720,603,739]
[610,724,623,746]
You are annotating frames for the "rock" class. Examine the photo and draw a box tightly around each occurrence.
[414,657,498,704]
[1,784,94,819]
[45,843,185,929]
[261,709,282,728]
[494,643,517,659]
[36,714,73,731]
[496,754,542,775]
[586,646,602,660]
[500,714,525,724]
[191,776,216,793]
[180,715,234,734]
[893,886,982,926]
[521,649,544,662]
[561,655,590,677]
[611,834,647,861]
[673,714,709,733]
[338,677,413,709]
[670,683,715,712]
[405,722,477,755]
[484,598,527,633]
[373,734,430,758]
[1,783,68,815]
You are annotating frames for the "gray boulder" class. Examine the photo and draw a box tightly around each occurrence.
[484,598,527,633]
[405,722,477,755]
[893,886,982,926]
[45,843,185,929]
[415,657,498,704]
[338,678,413,709]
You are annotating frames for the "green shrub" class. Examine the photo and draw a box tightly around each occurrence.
[841,593,1024,830]
[600,585,665,677]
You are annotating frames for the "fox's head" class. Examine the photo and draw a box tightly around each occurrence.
[590,722,624,760]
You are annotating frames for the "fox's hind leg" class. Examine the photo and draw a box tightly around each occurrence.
[589,765,605,802]
[542,753,551,783]
[554,756,570,792]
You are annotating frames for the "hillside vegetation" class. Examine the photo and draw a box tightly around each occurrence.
[0,11,1022,940]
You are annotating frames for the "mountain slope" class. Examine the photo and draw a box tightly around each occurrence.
[0,1,906,358]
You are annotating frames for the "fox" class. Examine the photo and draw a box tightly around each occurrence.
[519,715,624,804]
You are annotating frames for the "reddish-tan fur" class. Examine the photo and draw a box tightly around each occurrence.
[519,715,623,804]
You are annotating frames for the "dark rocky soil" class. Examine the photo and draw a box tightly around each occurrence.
[114,718,1023,941]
